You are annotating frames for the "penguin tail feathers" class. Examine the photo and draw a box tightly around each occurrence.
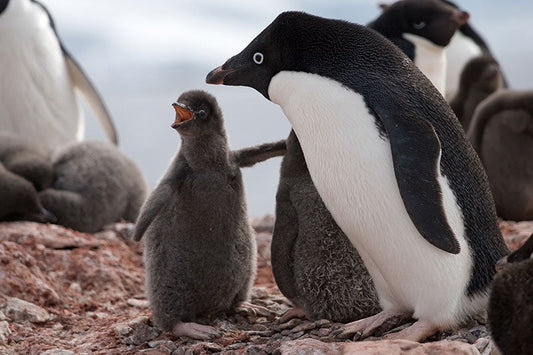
[234,139,286,168]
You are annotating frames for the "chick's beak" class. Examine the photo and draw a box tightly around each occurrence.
[172,103,194,128]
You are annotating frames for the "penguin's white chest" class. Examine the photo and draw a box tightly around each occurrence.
[444,31,483,101]
[403,33,447,96]
[268,71,473,325]
[0,0,82,150]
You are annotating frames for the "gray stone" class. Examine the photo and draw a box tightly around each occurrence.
[4,298,49,323]
[291,321,316,333]
[112,323,132,336]
[277,338,342,355]
[40,350,75,355]
[0,321,11,344]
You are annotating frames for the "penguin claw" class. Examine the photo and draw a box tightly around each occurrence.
[337,311,411,340]
[235,301,273,319]
[382,319,439,342]
[278,307,310,323]
[172,322,220,340]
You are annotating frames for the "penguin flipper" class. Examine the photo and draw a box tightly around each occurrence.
[234,139,287,167]
[271,182,301,301]
[375,108,460,254]
[65,53,118,145]
[132,182,171,241]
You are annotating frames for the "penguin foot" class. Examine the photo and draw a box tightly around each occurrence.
[278,307,310,323]
[172,321,220,340]
[235,301,273,318]
[383,319,439,342]
[337,310,411,340]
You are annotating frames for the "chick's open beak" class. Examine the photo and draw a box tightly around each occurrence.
[172,103,194,128]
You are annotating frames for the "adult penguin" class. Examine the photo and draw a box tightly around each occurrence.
[0,0,117,150]
[206,11,508,341]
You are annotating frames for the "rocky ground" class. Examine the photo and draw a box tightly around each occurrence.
[0,217,532,355]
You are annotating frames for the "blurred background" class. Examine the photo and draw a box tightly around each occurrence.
[40,0,533,217]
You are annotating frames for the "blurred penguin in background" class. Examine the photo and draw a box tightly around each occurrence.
[440,0,508,101]
[0,0,117,151]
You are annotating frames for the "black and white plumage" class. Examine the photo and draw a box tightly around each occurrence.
[0,0,117,150]
[370,0,469,95]
[207,11,508,341]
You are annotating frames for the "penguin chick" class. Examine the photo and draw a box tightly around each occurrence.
[0,163,54,222]
[488,258,533,355]
[468,90,533,221]
[450,55,503,130]
[272,131,381,323]
[369,0,470,95]
[39,141,147,233]
[133,90,264,340]
[496,233,533,271]
[0,132,54,191]
[0,0,117,150]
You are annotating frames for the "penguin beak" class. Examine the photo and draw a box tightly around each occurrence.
[451,10,470,26]
[172,103,195,128]
[206,66,236,85]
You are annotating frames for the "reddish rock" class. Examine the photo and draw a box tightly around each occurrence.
[342,339,480,354]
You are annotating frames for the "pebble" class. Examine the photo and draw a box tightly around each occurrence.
[278,318,302,330]
[291,321,317,333]
[202,342,223,352]
[127,298,150,308]
[40,350,75,355]
[4,298,49,323]
[0,321,11,344]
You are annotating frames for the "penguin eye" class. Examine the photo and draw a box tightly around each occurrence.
[412,21,426,30]
[253,52,264,65]
[196,110,207,119]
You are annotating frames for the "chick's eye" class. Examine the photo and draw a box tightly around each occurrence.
[196,110,207,119]
[412,21,426,30]
[253,52,264,65]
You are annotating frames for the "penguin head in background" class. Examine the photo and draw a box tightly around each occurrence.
[376,0,470,46]
[459,55,503,96]
[171,90,224,137]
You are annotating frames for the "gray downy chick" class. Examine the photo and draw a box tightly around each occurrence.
[272,131,381,323]
[468,90,533,221]
[132,90,284,340]
[0,132,54,191]
[450,55,504,130]
[489,233,533,355]
[0,162,54,222]
[39,141,147,233]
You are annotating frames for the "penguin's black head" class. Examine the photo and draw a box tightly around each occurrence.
[459,55,503,94]
[206,12,316,99]
[171,90,224,137]
[374,0,469,47]
[0,0,9,15]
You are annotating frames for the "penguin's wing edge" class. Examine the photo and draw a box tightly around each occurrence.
[375,108,461,254]
[234,139,287,167]
[65,53,119,145]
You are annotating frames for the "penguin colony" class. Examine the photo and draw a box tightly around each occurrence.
[1,0,531,348]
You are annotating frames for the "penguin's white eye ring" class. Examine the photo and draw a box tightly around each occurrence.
[412,21,426,30]
[253,52,264,65]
